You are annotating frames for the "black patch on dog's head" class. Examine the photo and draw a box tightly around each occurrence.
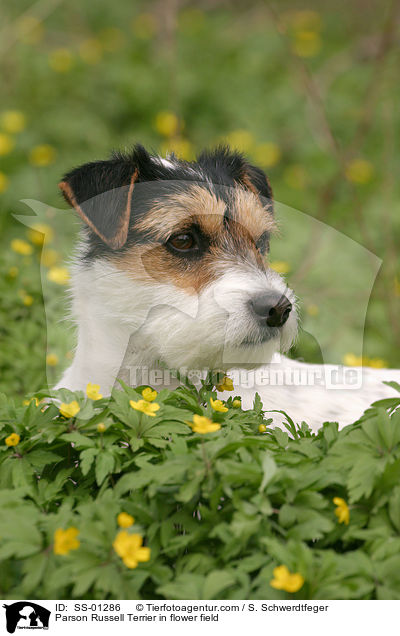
[59,144,274,261]
[196,146,273,200]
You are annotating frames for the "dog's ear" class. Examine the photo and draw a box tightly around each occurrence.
[239,162,273,202]
[58,157,139,249]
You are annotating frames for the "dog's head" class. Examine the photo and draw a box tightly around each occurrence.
[59,145,297,370]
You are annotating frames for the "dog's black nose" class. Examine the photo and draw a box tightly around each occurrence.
[250,293,292,328]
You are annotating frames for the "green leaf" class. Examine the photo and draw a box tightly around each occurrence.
[176,479,201,503]
[388,487,400,533]
[202,570,236,599]
[95,451,115,485]
[287,511,334,540]
[26,449,62,469]
[80,448,98,475]
[376,410,396,450]
[273,428,289,448]
[22,552,48,593]
[259,452,277,491]
[11,457,35,490]
[0,510,42,558]
[61,432,95,449]
[157,574,203,600]
[382,381,400,394]
[279,504,297,528]
[347,456,387,502]
[73,567,103,596]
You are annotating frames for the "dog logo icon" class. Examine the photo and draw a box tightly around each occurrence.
[2,602,50,633]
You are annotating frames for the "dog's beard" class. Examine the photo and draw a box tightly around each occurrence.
[113,266,298,373]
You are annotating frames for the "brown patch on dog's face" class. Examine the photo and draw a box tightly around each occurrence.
[135,185,226,239]
[229,188,274,241]
[112,184,276,294]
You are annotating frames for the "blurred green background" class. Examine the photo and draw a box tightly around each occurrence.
[1,0,399,398]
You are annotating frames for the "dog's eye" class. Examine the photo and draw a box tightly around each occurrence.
[167,233,197,252]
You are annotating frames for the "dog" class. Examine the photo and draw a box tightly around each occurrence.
[55,144,400,431]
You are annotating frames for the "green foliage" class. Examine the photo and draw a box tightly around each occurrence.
[1,380,400,600]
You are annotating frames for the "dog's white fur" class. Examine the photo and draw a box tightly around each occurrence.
[57,245,400,433]
[57,250,296,383]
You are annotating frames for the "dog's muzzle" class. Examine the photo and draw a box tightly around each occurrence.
[249,292,292,328]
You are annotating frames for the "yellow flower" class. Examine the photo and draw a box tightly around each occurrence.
[0,133,14,155]
[292,30,322,58]
[97,422,106,433]
[232,399,241,408]
[225,129,254,153]
[132,13,157,39]
[142,387,157,402]
[11,238,33,255]
[86,382,103,400]
[270,565,304,593]
[216,376,234,392]
[343,354,386,369]
[130,399,160,417]
[22,294,34,306]
[270,261,291,275]
[306,303,319,316]
[368,358,386,369]
[1,110,26,133]
[16,16,44,45]
[155,111,179,137]
[210,397,228,413]
[333,497,350,525]
[5,433,20,447]
[46,353,59,366]
[29,144,56,167]
[0,171,9,193]
[343,353,363,367]
[113,530,151,568]
[59,401,80,418]
[252,142,281,168]
[47,266,70,285]
[27,223,54,245]
[117,512,135,528]
[41,248,59,267]
[23,397,39,407]
[287,9,322,32]
[258,424,267,433]
[79,39,102,64]
[188,415,221,434]
[53,527,80,555]
[160,138,193,160]
[49,48,73,73]
[345,159,374,185]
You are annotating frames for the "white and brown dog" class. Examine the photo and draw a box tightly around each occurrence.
[56,145,400,431]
